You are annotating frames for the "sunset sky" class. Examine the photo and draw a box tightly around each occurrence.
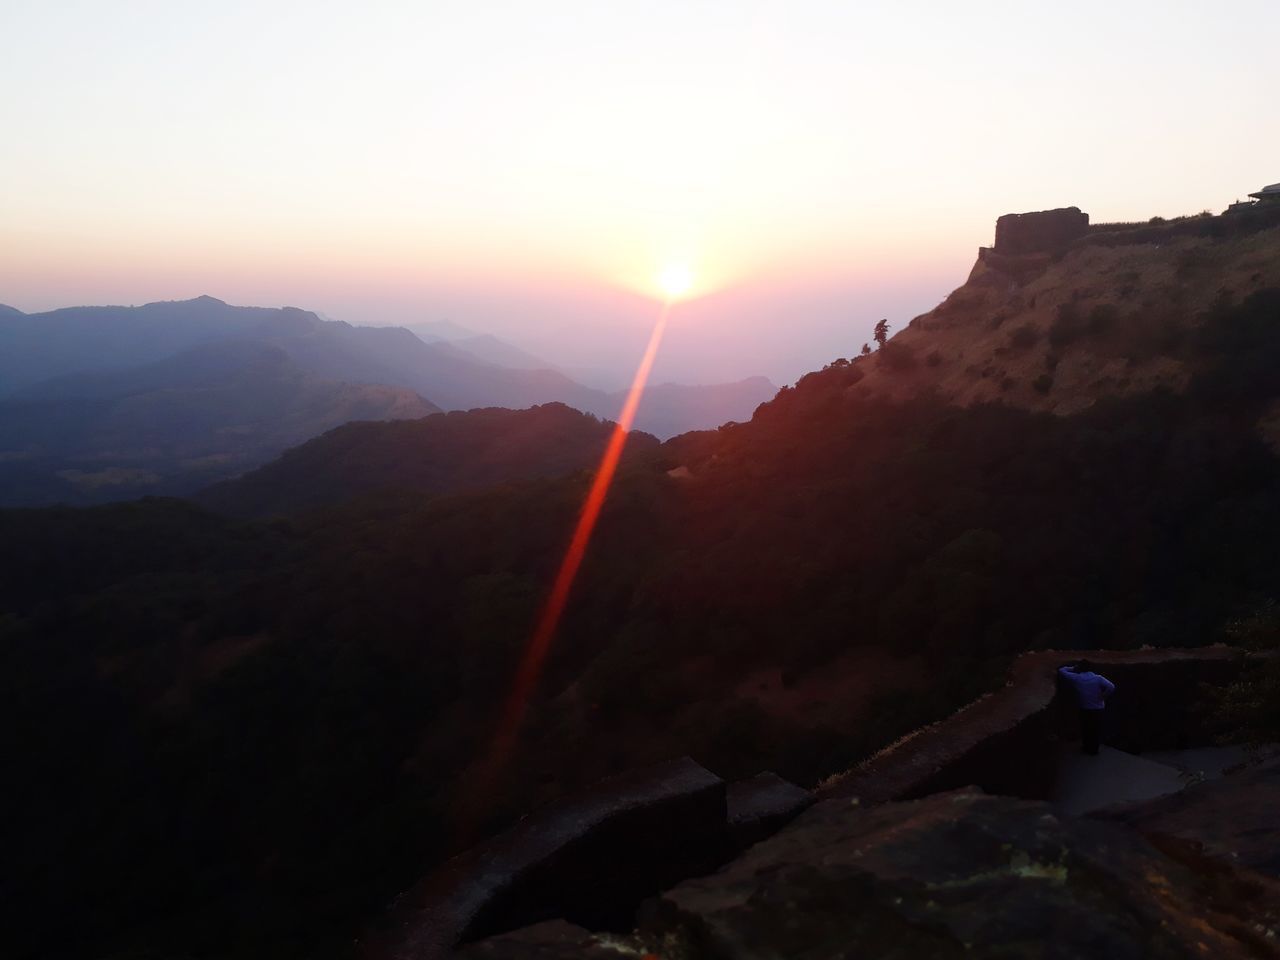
[4,0,1278,386]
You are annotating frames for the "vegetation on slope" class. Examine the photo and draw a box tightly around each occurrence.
[196,403,660,517]
[845,221,1280,414]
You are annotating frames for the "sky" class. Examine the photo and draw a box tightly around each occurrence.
[3,0,1279,387]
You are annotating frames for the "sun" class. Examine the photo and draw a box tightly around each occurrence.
[657,261,694,301]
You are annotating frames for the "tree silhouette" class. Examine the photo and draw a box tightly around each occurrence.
[873,319,890,347]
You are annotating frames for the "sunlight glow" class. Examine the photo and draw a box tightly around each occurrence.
[657,261,694,301]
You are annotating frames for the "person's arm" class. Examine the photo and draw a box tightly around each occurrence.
[1100,676,1116,698]
[1058,664,1076,677]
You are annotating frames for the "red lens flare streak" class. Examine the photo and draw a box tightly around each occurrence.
[484,300,673,788]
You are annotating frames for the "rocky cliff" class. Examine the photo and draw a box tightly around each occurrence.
[848,205,1280,416]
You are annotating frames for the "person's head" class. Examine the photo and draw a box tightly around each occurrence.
[1076,659,1093,674]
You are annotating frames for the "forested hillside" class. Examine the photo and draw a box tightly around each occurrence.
[5,225,1280,959]
[197,403,660,517]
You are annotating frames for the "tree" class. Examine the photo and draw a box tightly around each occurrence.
[860,343,872,357]
[873,319,890,347]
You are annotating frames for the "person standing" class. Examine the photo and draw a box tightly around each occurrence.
[1058,659,1115,755]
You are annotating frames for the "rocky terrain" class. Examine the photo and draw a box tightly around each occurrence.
[845,206,1280,416]
[436,649,1280,959]
[458,783,1280,960]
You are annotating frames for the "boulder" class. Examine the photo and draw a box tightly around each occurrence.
[453,920,645,959]
[640,789,1280,959]
[725,772,813,850]
[364,757,725,960]
[1097,754,1280,878]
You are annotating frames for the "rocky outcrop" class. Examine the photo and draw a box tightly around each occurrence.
[446,648,1277,958]
[364,760,813,960]
[993,207,1090,255]
[725,772,813,850]
[463,787,1280,958]
[820,646,1247,805]
[364,757,728,960]
[455,920,637,959]
[848,208,1280,416]
[1099,754,1280,878]
[637,789,1280,959]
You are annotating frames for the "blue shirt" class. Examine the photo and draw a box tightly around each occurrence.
[1058,667,1115,710]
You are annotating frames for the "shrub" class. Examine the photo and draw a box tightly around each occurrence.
[1008,325,1039,350]
[1033,373,1054,394]
[1176,248,1210,280]
[1049,302,1084,347]
[877,342,917,372]
[1050,301,1117,347]
[1087,303,1119,335]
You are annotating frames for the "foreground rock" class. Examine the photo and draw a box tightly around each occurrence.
[1099,754,1280,878]
[365,758,726,960]
[640,789,1280,959]
[455,920,642,959]
[725,772,813,850]
[822,646,1247,805]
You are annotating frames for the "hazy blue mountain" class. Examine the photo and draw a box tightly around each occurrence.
[0,340,436,506]
[399,319,563,371]
[0,297,777,437]
[401,319,476,342]
[451,333,560,371]
[620,376,777,439]
[0,296,280,394]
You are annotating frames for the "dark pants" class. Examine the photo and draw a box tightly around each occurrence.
[1079,709,1103,755]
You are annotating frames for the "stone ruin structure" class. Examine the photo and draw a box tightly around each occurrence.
[969,206,1091,282]
[992,206,1091,255]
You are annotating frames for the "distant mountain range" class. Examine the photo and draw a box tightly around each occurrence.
[0,296,775,505]
[401,321,561,372]
[0,297,775,428]
[0,339,436,506]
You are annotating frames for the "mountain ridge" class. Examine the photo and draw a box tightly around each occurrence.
[0,296,776,438]
[196,402,660,518]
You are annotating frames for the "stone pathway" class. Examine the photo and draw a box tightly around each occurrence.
[1139,744,1259,780]
[1051,745,1188,816]
[1052,743,1280,817]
